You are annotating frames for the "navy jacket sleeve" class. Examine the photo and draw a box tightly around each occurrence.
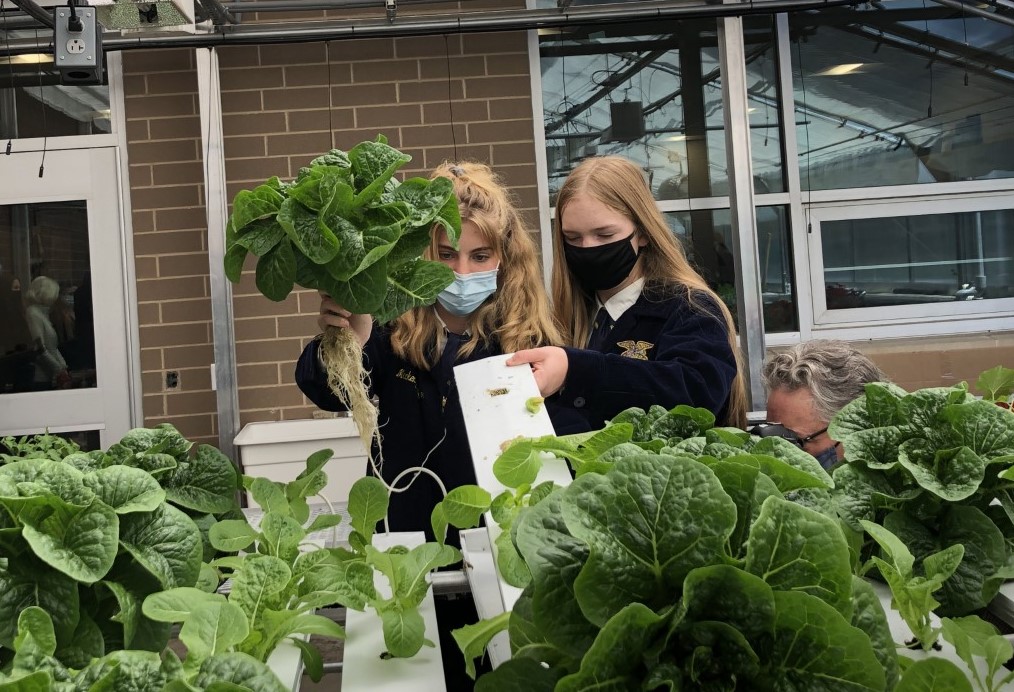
[294,328,386,412]
[560,293,737,427]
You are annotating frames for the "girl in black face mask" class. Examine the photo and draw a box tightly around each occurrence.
[507,155,748,432]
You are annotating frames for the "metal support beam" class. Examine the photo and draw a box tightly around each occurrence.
[2,0,857,55]
[929,0,1014,28]
[8,0,52,28]
[718,13,766,412]
[197,47,241,465]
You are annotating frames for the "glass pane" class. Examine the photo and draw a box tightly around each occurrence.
[666,205,798,332]
[744,15,785,194]
[791,1,1014,190]
[0,201,96,394]
[822,208,1014,309]
[0,429,101,454]
[540,19,728,205]
[0,37,110,138]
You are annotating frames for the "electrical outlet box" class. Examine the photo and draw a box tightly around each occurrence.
[54,6,104,85]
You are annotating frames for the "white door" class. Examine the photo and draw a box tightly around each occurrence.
[0,147,133,449]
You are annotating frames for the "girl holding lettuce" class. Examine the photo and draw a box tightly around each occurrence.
[508,155,748,429]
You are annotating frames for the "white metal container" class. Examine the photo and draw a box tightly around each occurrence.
[234,418,368,505]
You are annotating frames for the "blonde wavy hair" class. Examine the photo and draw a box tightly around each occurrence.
[550,156,747,427]
[391,161,563,369]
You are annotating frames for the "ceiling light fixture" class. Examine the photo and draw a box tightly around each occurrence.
[815,63,865,76]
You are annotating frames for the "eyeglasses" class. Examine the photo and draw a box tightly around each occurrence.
[749,422,829,449]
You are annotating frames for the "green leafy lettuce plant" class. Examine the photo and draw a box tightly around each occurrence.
[224,135,461,452]
[828,378,1014,616]
[455,448,898,690]
[0,606,287,691]
[0,452,204,667]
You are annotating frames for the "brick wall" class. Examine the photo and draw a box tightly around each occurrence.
[123,48,218,446]
[123,22,542,443]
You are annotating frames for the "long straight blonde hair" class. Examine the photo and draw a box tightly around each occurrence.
[550,156,747,427]
[391,161,562,369]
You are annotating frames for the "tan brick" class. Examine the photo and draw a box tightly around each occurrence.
[145,71,199,95]
[233,292,300,317]
[486,53,530,76]
[423,145,493,169]
[286,109,331,132]
[155,208,209,233]
[354,104,421,129]
[236,338,305,364]
[142,371,164,395]
[123,74,147,96]
[267,132,336,157]
[221,67,285,91]
[400,123,465,148]
[282,63,330,88]
[296,290,324,315]
[164,344,214,369]
[135,256,158,280]
[462,31,526,54]
[131,185,202,211]
[352,60,420,83]
[326,82,397,108]
[143,393,166,418]
[126,94,197,119]
[277,314,318,338]
[331,128,402,151]
[489,97,535,121]
[238,363,281,388]
[147,413,215,442]
[176,365,213,391]
[149,116,200,140]
[226,156,298,185]
[241,409,284,426]
[137,301,160,326]
[396,34,462,59]
[139,348,162,371]
[130,165,153,187]
[234,316,278,340]
[239,384,306,410]
[420,56,487,80]
[328,38,394,62]
[136,276,207,302]
[140,322,210,349]
[224,136,268,160]
[126,118,149,142]
[160,298,212,324]
[264,87,330,111]
[124,49,193,74]
[223,112,288,137]
[218,45,261,69]
[399,80,463,104]
[465,75,531,100]
[153,161,204,186]
[491,141,537,166]
[222,90,264,113]
[129,140,199,165]
[467,119,533,143]
[261,42,327,65]
[422,100,489,125]
[165,390,217,417]
[158,253,210,278]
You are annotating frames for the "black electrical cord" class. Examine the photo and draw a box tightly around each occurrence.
[67,0,82,33]
[3,0,13,154]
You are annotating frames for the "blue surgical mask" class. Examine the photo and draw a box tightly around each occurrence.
[815,444,840,470]
[436,266,499,316]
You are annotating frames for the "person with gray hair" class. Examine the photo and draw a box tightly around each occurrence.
[759,339,887,469]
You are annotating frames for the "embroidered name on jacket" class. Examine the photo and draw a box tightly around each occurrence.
[395,368,417,383]
[617,340,653,360]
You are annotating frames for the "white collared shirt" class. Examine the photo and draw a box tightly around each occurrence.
[594,277,645,323]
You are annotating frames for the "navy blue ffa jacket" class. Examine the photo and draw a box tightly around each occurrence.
[295,327,586,545]
[559,285,737,430]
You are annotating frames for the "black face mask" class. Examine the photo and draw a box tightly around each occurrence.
[563,233,640,294]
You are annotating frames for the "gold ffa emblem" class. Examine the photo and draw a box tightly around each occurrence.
[617,340,653,360]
